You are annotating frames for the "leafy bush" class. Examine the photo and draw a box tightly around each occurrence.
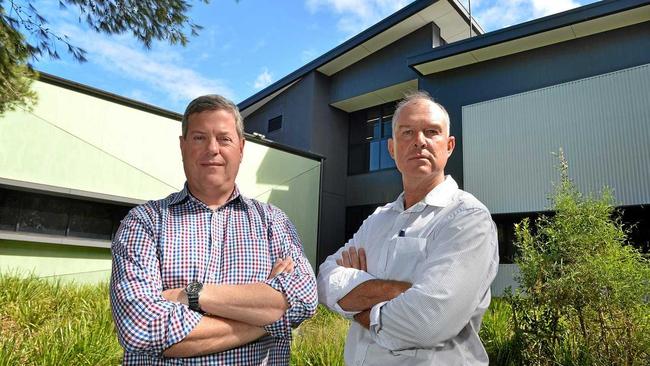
[506,150,650,365]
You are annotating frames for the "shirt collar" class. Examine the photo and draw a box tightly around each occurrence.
[390,175,458,212]
[170,183,242,208]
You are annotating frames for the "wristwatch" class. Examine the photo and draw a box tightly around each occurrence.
[185,282,203,313]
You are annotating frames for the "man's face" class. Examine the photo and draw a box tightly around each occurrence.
[388,99,455,183]
[180,109,244,194]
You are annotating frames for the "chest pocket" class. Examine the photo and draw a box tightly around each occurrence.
[386,237,428,282]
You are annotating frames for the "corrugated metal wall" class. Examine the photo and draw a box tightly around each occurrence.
[462,63,650,214]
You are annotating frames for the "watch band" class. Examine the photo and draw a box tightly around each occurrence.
[185,282,203,313]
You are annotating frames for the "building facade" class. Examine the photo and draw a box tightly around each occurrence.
[0,75,323,283]
[239,0,650,293]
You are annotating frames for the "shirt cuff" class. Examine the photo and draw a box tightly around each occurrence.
[332,302,361,319]
[159,302,203,355]
[263,274,293,338]
[369,301,388,334]
[323,268,375,318]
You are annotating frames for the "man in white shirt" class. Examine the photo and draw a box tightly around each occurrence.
[317,91,499,365]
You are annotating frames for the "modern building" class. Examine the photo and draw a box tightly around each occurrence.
[0,74,322,283]
[238,0,650,293]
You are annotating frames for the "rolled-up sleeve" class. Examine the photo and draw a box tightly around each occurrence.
[110,210,202,356]
[317,220,376,319]
[369,208,499,350]
[263,208,318,338]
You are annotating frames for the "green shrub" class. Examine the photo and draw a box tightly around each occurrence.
[506,150,650,365]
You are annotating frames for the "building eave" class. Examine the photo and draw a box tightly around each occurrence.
[408,0,650,76]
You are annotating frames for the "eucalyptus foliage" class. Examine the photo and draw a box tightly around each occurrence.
[0,0,208,115]
[507,150,650,365]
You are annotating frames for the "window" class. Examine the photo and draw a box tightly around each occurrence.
[268,115,282,133]
[348,102,397,175]
[0,187,132,241]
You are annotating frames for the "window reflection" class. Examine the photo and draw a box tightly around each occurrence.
[348,102,397,175]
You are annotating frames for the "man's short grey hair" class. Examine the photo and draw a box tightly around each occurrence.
[392,90,451,137]
[182,94,244,138]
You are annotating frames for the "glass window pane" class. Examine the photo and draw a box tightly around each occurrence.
[380,141,396,169]
[0,189,20,231]
[18,193,69,235]
[382,119,392,138]
[369,141,380,171]
[68,201,113,240]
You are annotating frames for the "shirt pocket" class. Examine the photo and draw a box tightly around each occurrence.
[387,237,428,281]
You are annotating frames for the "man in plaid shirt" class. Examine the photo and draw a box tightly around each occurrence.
[110,94,318,365]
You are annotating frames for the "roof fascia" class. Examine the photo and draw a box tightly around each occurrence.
[408,0,650,75]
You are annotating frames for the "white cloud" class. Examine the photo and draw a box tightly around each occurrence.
[531,0,581,17]
[253,68,273,90]
[306,0,412,36]
[465,0,582,32]
[55,23,234,104]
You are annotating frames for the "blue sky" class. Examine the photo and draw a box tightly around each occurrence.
[31,0,598,113]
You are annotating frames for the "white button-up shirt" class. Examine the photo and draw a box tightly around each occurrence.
[318,176,499,366]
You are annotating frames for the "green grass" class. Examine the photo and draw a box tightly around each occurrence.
[0,275,122,366]
[0,275,577,365]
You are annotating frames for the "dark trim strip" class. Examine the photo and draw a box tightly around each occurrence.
[408,0,650,74]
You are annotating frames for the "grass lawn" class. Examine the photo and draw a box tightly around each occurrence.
[0,275,514,365]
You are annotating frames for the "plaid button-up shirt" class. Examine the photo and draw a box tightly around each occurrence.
[110,185,318,365]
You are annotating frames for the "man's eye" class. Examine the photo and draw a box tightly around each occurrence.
[219,136,232,143]
[402,130,413,136]
[193,135,205,141]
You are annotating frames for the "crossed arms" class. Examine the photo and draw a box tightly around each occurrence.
[110,209,317,359]
[160,258,295,357]
[317,207,499,350]
[333,247,411,328]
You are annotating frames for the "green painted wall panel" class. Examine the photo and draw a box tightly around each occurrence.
[0,78,322,281]
[0,240,112,284]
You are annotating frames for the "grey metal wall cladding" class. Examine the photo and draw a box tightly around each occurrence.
[463,63,650,214]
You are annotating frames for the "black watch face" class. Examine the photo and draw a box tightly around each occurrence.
[187,282,202,294]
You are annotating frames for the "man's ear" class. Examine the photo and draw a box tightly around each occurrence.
[447,136,456,156]
[388,138,395,159]
[239,138,245,161]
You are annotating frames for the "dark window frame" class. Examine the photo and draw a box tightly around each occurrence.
[0,187,133,241]
[348,102,397,175]
[267,115,283,133]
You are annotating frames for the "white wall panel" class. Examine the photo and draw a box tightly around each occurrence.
[463,64,650,214]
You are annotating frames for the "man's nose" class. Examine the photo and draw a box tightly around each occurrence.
[414,131,426,147]
[207,137,220,154]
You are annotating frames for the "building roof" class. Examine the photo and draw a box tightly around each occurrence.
[409,0,650,75]
[238,0,481,116]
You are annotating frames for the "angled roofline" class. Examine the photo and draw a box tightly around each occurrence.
[408,0,650,74]
[238,0,480,111]
[35,72,324,161]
